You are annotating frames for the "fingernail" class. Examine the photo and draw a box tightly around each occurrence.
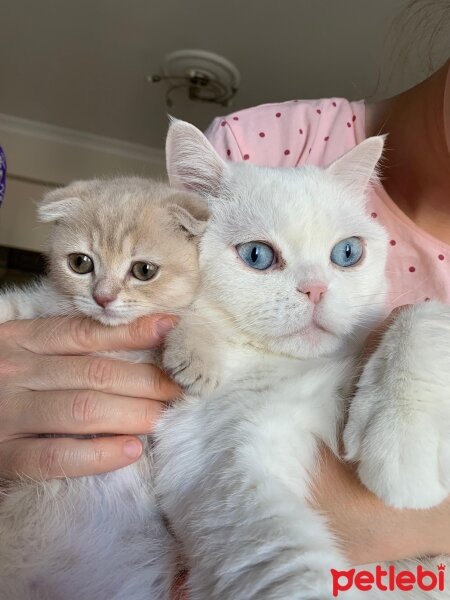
[123,439,142,459]
[155,316,177,338]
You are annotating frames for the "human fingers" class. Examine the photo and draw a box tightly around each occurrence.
[0,435,144,480]
[7,314,178,356]
[18,355,181,400]
[2,390,165,437]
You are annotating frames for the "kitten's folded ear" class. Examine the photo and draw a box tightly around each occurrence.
[327,135,386,197]
[167,192,210,238]
[166,118,229,199]
[38,180,90,222]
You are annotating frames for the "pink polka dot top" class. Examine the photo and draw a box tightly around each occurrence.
[205,98,450,311]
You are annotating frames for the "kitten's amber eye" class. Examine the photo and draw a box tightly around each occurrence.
[68,253,94,274]
[131,262,159,281]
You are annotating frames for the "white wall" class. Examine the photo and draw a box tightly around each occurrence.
[0,113,166,252]
[0,179,51,253]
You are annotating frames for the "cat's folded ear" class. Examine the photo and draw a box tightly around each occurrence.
[38,180,90,222]
[327,135,386,197]
[167,192,210,238]
[166,118,229,200]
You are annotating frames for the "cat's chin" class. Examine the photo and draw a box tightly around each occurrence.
[78,309,136,327]
[91,314,134,326]
[95,314,135,326]
[267,326,341,359]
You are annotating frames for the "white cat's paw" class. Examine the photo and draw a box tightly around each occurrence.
[163,328,221,395]
[344,302,450,509]
[346,401,449,509]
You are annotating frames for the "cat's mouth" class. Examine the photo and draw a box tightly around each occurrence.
[281,318,333,340]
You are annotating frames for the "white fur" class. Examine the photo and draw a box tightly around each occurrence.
[0,449,177,600]
[154,120,448,599]
[120,122,388,599]
[344,301,450,509]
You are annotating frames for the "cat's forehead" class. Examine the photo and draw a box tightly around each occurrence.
[54,196,174,260]
[221,165,375,242]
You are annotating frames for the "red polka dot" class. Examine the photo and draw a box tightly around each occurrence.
[243,154,250,160]
[324,136,329,142]
[438,254,445,261]
[299,128,303,134]
[409,266,416,273]
[276,112,281,118]
[390,239,396,246]
[425,297,431,302]
[226,149,231,156]
[221,121,226,127]
[371,212,377,218]
[347,122,351,128]
[316,109,322,114]
[233,116,239,121]
[284,149,290,155]
[352,115,356,122]
[332,101,337,107]
[259,132,265,137]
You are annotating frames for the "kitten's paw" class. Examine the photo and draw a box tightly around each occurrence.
[345,302,450,509]
[162,327,221,395]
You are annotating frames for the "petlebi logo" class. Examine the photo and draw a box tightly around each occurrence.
[331,563,446,596]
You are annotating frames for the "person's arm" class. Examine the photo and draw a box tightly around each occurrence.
[0,314,180,479]
[311,446,450,564]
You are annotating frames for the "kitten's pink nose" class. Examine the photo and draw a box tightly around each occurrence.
[93,293,117,308]
[297,282,327,304]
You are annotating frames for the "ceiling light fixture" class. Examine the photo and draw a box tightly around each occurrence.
[148,49,241,107]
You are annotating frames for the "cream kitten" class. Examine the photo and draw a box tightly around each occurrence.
[0,177,207,327]
[0,177,208,600]
[154,120,449,599]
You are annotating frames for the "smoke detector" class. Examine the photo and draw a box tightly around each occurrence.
[149,49,241,107]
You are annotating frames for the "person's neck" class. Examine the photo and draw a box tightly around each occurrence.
[366,59,450,245]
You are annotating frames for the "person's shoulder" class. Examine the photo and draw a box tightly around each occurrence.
[205,98,366,168]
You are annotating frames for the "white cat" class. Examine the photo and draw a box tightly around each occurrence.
[154,120,449,599]
[0,177,208,600]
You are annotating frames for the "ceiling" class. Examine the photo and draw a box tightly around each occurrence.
[0,0,447,150]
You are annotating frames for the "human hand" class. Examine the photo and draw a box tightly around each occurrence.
[0,314,180,480]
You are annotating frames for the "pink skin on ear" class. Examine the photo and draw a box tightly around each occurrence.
[297,282,328,304]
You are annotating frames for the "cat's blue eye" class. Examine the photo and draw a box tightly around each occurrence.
[236,242,275,270]
[330,237,363,267]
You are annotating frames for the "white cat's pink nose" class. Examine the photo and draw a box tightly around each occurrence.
[93,293,117,308]
[297,282,327,304]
